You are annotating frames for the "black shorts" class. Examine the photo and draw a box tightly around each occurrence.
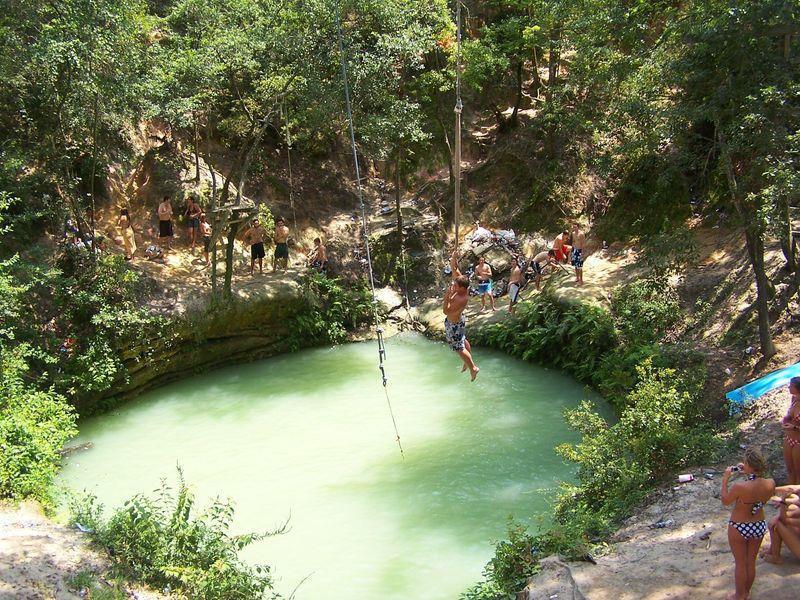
[251,242,265,259]
[159,220,173,238]
[203,236,211,253]
[275,242,289,259]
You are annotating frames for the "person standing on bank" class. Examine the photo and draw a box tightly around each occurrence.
[199,212,212,266]
[185,197,203,251]
[508,256,523,314]
[246,218,267,275]
[443,250,479,381]
[273,217,290,272]
[157,196,174,250]
[721,447,775,600]
[474,256,496,312]
[118,208,137,260]
[571,222,585,285]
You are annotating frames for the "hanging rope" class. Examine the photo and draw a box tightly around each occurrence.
[281,100,298,233]
[334,0,404,459]
[454,0,463,248]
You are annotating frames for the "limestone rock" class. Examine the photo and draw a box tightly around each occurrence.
[521,556,587,600]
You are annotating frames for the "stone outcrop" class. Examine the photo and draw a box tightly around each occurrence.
[77,282,308,415]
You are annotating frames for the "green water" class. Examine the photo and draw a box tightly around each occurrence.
[59,333,605,599]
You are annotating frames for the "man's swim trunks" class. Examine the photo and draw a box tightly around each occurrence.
[508,282,521,303]
[444,316,467,352]
[251,242,266,259]
[477,280,493,295]
[274,242,289,259]
[571,248,584,268]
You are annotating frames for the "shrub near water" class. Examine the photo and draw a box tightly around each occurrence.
[0,346,77,502]
[70,471,284,600]
[466,281,718,598]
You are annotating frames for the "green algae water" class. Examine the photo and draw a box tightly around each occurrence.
[59,333,606,599]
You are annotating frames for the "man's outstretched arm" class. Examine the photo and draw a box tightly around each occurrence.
[451,250,461,279]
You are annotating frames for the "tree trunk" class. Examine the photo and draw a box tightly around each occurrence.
[194,117,201,183]
[395,145,403,237]
[206,119,218,297]
[509,60,523,128]
[720,136,776,358]
[743,224,777,358]
[223,221,240,300]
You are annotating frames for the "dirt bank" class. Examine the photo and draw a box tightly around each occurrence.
[525,387,799,600]
[0,501,165,600]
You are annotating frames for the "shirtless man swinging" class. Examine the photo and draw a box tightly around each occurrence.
[443,250,479,381]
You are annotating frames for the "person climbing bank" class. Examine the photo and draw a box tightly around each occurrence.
[721,447,775,600]
[443,250,479,381]
[475,256,496,311]
[273,217,290,272]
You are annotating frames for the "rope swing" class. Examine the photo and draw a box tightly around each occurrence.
[281,100,298,233]
[334,0,404,459]
[454,0,463,247]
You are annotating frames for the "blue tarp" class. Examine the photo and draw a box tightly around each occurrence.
[726,362,800,406]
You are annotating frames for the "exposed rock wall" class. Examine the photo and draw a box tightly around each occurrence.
[77,283,309,415]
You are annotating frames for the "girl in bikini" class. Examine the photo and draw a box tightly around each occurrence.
[721,447,775,600]
[781,376,800,484]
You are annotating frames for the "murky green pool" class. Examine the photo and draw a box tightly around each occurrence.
[59,333,605,599]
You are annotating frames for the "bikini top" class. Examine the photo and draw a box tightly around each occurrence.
[742,474,765,515]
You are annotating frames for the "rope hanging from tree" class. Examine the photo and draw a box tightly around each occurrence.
[281,100,298,233]
[334,0,404,459]
[454,0,463,247]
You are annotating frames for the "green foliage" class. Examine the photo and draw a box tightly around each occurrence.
[611,280,680,346]
[66,571,128,600]
[290,273,373,349]
[70,470,283,600]
[556,362,717,522]
[0,345,77,503]
[472,291,617,383]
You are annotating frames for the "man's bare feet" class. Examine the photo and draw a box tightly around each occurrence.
[470,366,479,381]
[461,363,468,373]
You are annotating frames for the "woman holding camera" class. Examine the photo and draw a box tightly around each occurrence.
[721,447,775,600]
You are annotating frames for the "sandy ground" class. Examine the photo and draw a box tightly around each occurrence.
[525,388,799,600]
[0,501,164,600]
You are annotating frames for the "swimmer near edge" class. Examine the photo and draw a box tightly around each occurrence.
[442,249,479,381]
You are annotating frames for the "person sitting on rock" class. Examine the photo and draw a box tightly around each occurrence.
[474,256,496,312]
[761,484,800,564]
[721,447,775,600]
[443,249,479,381]
[308,237,328,273]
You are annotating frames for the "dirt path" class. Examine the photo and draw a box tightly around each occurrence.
[0,502,164,600]
[526,388,799,600]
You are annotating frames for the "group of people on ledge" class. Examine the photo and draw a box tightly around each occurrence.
[114,196,328,276]
[721,377,800,600]
[469,221,587,313]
